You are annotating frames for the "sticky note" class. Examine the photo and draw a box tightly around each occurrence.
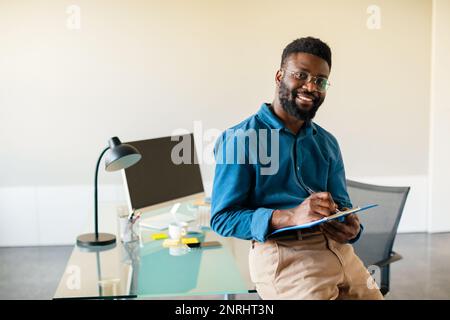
[162,239,180,247]
[182,237,199,244]
[193,198,211,207]
[151,233,168,240]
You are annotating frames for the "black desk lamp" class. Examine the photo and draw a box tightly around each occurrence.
[77,137,142,248]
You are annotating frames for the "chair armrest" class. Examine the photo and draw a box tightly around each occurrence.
[373,251,402,268]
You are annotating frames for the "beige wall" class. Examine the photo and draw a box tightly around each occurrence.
[0,0,431,186]
[0,0,438,244]
[429,0,450,232]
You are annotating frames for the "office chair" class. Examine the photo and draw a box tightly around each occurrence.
[346,179,410,296]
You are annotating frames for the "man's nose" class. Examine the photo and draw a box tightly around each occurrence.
[302,80,316,92]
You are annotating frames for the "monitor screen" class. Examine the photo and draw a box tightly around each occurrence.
[123,134,204,210]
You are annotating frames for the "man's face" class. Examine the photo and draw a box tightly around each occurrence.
[277,52,330,121]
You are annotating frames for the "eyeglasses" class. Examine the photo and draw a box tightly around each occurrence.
[282,69,331,92]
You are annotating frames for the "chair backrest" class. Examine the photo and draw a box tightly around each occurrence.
[346,180,410,266]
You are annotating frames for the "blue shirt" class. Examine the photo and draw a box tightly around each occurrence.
[211,103,362,243]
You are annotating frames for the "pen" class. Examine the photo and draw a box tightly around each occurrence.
[128,208,135,221]
[303,183,340,214]
[131,211,141,224]
[304,184,316,196]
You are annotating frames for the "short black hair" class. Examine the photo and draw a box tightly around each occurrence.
[281,37,332,69]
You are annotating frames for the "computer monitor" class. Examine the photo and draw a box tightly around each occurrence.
[122,133,204,213]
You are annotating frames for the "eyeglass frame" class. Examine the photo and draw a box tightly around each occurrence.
[281,68,331,92]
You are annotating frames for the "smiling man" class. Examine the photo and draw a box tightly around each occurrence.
[211,37,383,300]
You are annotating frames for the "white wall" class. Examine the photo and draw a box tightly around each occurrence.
[428,0,450,233]
[0,0,442,246]
[349,175,428,233]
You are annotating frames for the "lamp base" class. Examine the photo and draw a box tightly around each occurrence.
[77,233,116,248]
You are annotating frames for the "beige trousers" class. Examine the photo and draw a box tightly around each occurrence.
[248,232,384,300]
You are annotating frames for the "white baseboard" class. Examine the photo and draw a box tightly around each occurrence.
[348,175,429,233]
[0,184,126,247]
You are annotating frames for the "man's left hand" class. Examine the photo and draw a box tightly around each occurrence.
[320,213,360,244]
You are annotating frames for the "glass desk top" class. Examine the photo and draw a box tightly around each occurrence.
[53,200,254,299]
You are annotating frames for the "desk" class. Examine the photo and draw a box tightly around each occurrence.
[53,200,255,299]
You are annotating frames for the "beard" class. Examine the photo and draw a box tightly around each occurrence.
[278,81,324,121]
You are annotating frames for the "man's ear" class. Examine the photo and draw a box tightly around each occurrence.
[275,69,283,86]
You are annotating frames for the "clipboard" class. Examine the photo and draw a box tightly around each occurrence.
[268,204,378,237]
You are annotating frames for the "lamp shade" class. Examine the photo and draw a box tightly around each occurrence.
[105,137,142,172]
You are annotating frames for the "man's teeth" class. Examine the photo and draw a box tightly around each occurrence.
[298,95,313,102]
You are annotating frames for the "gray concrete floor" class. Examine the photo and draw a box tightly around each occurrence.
[387,233,450,300]
[0,245,72,300]
[0,233,449,299]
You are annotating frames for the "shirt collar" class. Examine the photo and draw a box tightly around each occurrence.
[256,103,318,136]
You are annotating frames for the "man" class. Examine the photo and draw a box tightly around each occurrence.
[210,37,383,300]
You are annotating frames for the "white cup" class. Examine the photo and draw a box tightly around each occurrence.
[168,222,188,240]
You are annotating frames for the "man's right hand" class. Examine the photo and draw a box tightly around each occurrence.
[270,192,338,231]
[289,192,338,225]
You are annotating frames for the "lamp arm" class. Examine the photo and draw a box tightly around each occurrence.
[94,147,110,238]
